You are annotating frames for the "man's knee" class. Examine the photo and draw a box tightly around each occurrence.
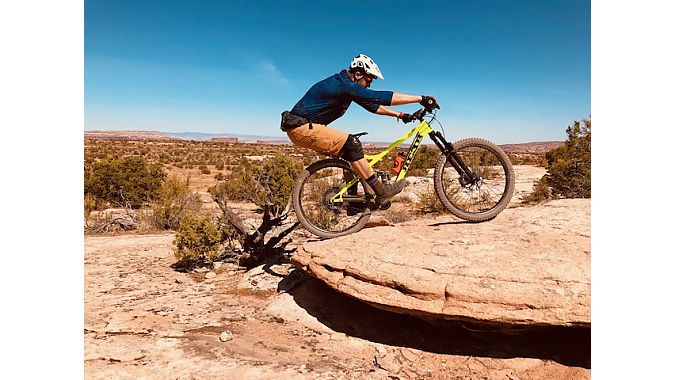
[339,134,364,162]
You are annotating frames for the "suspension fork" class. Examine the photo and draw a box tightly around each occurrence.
[428,131,478,182]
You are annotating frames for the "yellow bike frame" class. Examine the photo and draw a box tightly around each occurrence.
[331,120,434,202]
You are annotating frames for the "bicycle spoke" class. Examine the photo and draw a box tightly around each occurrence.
[437,141,512,218]
[482,182,504,199]
[295,162,371,236]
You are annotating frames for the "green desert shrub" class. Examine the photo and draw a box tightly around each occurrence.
[150,176,203,230]
[407,145,439,177]
[84,156,166,209]
[209,154,303,209]
[173,213,231,268]
[522,176,553,204]
[509,153,547,167]
[84,193,102,223]
[416,188,446,215]
[545,118,591,198]
[209,163,252,202]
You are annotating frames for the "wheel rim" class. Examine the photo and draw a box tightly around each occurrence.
[297,165,370,235]
[440,144,510,215]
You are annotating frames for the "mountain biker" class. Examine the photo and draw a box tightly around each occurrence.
[281,53,440,208]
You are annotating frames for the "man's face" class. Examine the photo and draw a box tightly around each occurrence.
[357,74,376,88]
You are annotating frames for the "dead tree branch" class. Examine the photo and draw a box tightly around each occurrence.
[88,216,138,233]
[214,196,250,236]
[213,195,299,268]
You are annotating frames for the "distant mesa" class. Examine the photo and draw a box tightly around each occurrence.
[211,137,238,143]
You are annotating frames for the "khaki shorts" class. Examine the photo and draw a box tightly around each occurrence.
[287,123,349,157]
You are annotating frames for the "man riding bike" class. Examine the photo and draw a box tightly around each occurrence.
[281,53,440,208]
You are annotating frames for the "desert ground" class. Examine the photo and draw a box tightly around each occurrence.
[84,141,590,380]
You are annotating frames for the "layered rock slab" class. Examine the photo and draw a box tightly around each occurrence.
[292,199,590,327]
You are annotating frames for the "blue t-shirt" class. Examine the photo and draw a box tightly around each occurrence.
[289,70,394,125]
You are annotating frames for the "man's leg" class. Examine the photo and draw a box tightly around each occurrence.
[348,158,405,206]
[339,136,405,206]
[289,125,404,206]
[349,158,374,180]
[287,122,348,157]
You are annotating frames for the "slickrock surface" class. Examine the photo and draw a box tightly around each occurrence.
[292,199,590,327]
[85,199,591,378]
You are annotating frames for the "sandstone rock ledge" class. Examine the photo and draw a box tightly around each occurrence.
[292,199,590,327]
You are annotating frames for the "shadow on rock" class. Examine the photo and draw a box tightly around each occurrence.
[428,220,481,227]
[279,271,590,369]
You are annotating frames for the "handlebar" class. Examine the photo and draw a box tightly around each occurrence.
[411,98,440,121]
[412,108,431,121]
[402,96,440,122]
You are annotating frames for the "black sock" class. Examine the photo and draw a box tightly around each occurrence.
[365,174,378,188]
[365,174,383,195]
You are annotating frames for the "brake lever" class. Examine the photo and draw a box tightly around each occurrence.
[413,108,427,121]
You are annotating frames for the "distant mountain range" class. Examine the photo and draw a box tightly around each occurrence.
[84,130,564,153]
[84,130,285,142]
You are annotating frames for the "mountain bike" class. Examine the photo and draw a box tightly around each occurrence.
[291,103,515,239]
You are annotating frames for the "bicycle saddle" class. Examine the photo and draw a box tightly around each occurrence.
[352,132,368,139]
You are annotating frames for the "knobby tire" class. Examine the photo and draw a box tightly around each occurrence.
[292,159,372,239]
[433,138,515,221]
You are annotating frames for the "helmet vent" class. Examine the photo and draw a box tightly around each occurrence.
[349,53,384,80]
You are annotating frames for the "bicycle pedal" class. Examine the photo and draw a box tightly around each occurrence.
[377,201,392,210]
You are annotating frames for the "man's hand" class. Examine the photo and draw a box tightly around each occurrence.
[420,95,440,110]
[398,112,415,124]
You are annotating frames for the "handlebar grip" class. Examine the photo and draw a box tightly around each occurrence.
[421,96,441,111]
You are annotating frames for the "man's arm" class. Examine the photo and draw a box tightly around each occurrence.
[375,105,402,118]
[390,93,423,106]
[354,100,402,119]
[356,92,434,119]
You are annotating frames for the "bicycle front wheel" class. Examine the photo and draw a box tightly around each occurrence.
[433,138,515,221]
[292,159,372,239]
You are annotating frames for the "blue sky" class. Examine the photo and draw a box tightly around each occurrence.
[85,0,590,144]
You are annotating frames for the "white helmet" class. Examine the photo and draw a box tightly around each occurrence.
[350,54,384,80]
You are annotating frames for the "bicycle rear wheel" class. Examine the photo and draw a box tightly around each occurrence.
[292,159,372,239]
[433,138,514,221]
